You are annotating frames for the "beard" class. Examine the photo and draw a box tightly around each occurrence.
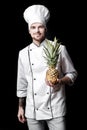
[32,34,45,43]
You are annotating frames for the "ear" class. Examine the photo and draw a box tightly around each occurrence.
[28,27,30,34]
[45,27,47,32]
[29,30,30,34]
[27,24,30,33]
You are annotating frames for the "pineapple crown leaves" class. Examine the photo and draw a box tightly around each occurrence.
[43,37,61,67]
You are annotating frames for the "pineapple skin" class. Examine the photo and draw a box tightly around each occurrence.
[46,67,59,84]
[44,37,60,85]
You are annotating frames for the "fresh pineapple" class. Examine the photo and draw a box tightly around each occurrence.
[43,37,61,85]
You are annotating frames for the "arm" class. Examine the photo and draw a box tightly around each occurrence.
[46,76,72,87]
[60,45,78,85]
[57,76,72,85]
[17,51,28,97]
[16,51,28,123]
[46,45,78,87]
[17,97,26,123]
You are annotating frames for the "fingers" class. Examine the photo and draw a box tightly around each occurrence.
[45,78,53,87]
[45,78,61,88]
[17,114,26,123]
[46,79,57,87]
[17,109,26,123]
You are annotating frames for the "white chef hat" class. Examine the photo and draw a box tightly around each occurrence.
[23,4,50,29]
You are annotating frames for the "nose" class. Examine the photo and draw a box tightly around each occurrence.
[35,27,39,32]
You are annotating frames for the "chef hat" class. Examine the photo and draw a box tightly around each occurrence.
[23,4,50,29]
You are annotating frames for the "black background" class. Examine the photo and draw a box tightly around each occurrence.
[0,0,86,130]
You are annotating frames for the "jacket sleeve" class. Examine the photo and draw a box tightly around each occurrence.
[16,51,28,97]
[60,45,78,85]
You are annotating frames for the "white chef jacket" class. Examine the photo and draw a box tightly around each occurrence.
[17,39,77,120]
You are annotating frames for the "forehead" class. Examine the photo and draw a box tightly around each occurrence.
[31,22,44,27]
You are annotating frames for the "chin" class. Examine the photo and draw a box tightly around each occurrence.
[34,37,44,42]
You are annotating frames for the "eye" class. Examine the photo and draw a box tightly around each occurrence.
[39,25,44,29]
[30,26,36,29]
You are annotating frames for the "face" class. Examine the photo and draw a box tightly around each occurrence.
[29,23,46,45]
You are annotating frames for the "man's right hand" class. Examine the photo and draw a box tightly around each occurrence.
[17,106,26,123]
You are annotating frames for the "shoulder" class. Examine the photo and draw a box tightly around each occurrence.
[46,38,67,51]
[20,45,28,53]
[19,42,32,54]
[18,44,32,58]
[60,44,66,50]
[19,46,28,57]
[47,39,66,49]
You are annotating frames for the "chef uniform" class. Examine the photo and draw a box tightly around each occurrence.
[17,4,77,130]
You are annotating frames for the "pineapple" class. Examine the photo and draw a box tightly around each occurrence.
[43,37,61,85]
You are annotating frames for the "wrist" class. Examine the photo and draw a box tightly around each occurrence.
[59,79,63,85]
[19,97,26,108]
[58,76,72,85]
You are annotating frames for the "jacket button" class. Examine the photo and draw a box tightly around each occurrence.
[34,93,37,95]
[34,78,36,80]
[30,49,32,51]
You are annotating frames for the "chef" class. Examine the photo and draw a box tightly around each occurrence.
[16,4,78,130]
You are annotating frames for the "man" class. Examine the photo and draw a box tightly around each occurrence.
[16,4,78,130]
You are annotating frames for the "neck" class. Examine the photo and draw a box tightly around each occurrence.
[33,38,45,47]
[33,40,41,47]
